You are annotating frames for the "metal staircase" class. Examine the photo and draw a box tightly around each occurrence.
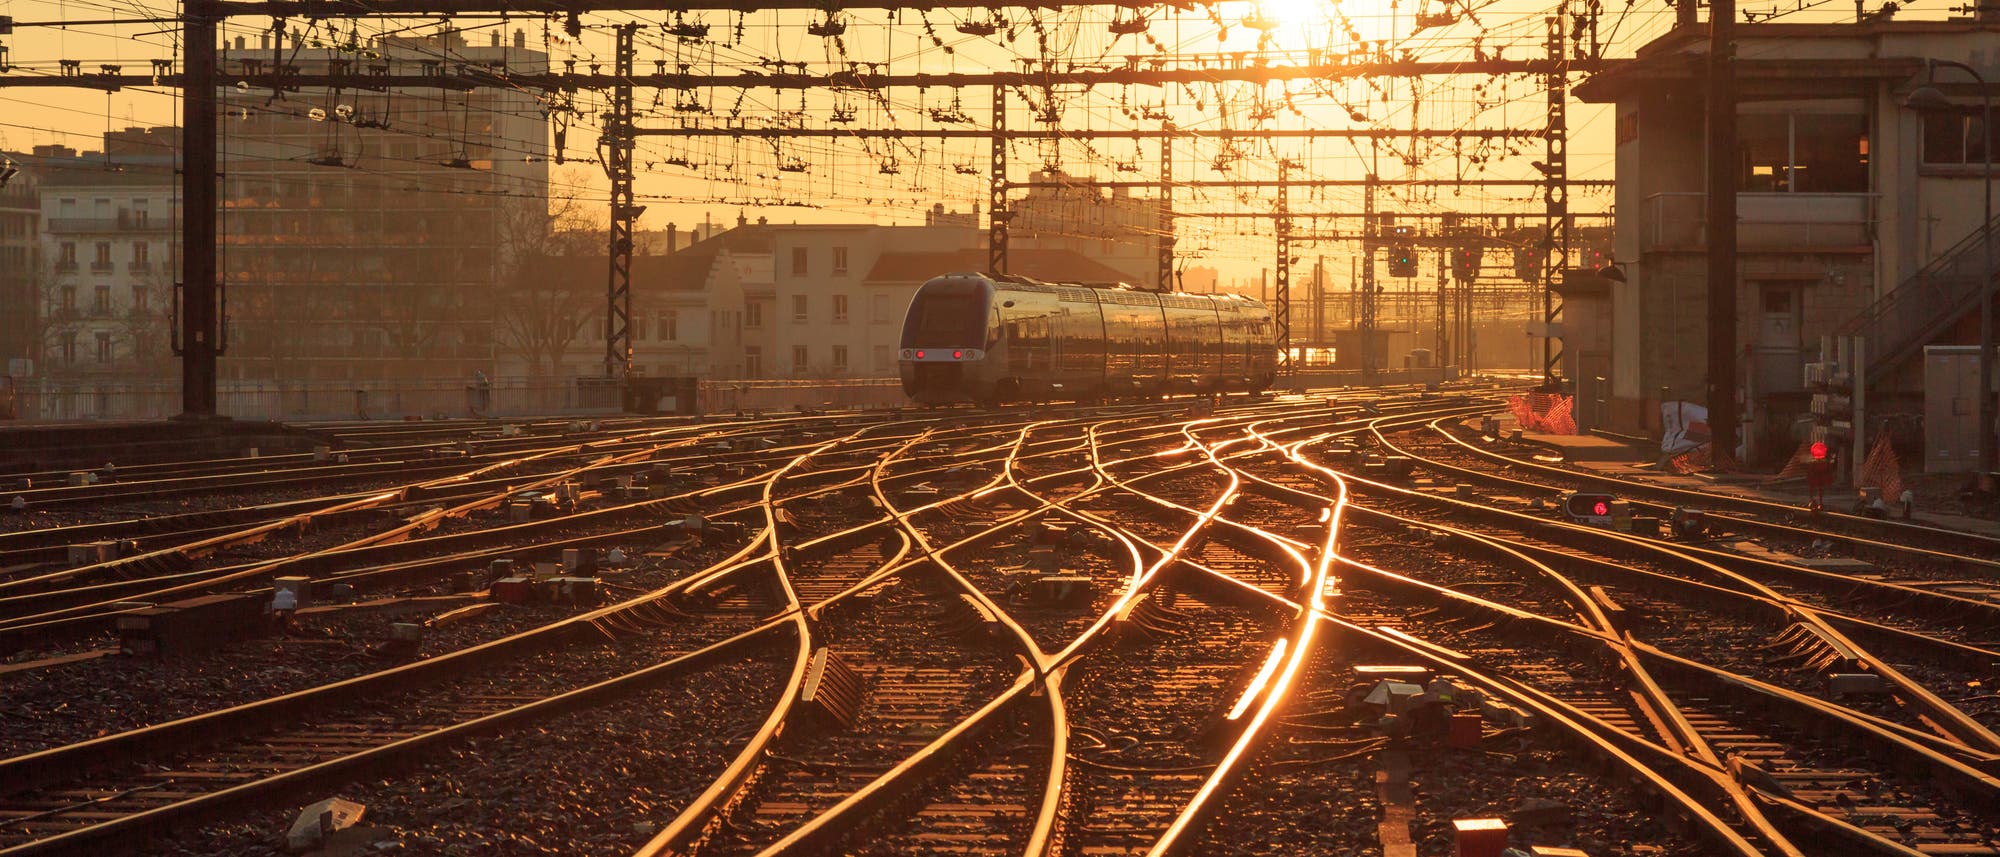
[1838,213,2000,386]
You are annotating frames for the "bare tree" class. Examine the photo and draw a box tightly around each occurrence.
[493,188,601,379]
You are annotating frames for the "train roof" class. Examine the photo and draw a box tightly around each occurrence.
[936,272,1266,305]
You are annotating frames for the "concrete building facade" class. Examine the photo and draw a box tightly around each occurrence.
[0,156,38,415]
[1576,17,2000,459]
[9,134,179,419]
[215,28,548,383]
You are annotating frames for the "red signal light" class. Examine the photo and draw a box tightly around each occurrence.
[953,350,963,359]
[1564,492,1618,521]
[915,350,925,359]
[1809,441,1829,461]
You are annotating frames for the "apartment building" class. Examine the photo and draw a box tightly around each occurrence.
[7,134,180,419]
[216,28,549,382]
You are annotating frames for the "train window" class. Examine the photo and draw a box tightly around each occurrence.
[904,294,986,346]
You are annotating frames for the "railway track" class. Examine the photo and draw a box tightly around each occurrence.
[27,386,1995,856]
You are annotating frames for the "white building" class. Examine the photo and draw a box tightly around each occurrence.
[526,222,1134,384]
[12,133,179,419]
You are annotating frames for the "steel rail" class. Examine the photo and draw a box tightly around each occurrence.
[1443,416,2000,563]
[1369,422,2000,755]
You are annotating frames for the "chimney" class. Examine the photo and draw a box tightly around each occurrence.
[234,36,245,50]
[758,216,768,225]
[737,211,748,228]
[514,29,527,49]
[260,33,270,49]
[666,222,677,252]
[490,31,500,47]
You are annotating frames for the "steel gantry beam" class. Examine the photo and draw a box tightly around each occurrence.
[0,58,1618,91]
[215,0,1206,14]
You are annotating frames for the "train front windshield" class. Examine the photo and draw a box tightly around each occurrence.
[901,288,988,348]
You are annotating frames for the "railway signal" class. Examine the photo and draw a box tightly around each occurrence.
[1562,492,1618,525]
[1388,246,1419,277]
[1450,246,1482,281]
[1806,438,1836,511]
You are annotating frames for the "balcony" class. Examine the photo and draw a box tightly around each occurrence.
[1641,192,1876,253]
[89,261,116,274]
[129,261,152,273]
[47,217,171,233]
[53,260,77,274]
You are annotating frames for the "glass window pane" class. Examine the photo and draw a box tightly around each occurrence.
[1792,114,1868,191]
[1738,114,1792,192]
[1923,112,1965,165]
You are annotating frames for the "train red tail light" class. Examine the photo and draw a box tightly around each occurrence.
[1809,441,1829,461]
[915,350,925,359]
[953,350,963,359]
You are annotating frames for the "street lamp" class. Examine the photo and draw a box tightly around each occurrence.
[1905,59,1994,489]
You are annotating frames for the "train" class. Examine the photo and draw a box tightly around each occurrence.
[898,272,1278,405]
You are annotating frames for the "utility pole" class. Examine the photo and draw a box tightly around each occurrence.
[1312,256,1325,355]
[1275,159,1293,373]
[1541,9,1570,384]
[988,85,1008,274]
[1707,0,1739,463]
[1361,174,1379,375]
[1435,251,1448,363]
[602,23,639,378]
[1157,135,1173,291]
[176,0,221,419]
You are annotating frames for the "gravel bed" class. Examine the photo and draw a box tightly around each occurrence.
[1406,726,1714,856]
[136,656,785,856]
[0,549,724,757]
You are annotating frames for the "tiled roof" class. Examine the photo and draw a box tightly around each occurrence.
[862,248,1133,285]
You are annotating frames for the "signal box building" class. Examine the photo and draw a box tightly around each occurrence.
[1575,15,1999,463]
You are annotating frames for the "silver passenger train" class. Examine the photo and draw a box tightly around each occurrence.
[898,272,1279,405]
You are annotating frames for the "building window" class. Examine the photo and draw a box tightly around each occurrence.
[662,310,678,341]
[832,246,848,275]
[832,294,849,322]
[60,332,77,364]
[831,345,848,374]
[791,246,808,276]
[133,242,150,269]
[1738,111,1868,193]
[61,285,76,313]
[873,294,897,324]
[792,294,808,322]
[744,345,761,378]
[132,285,150,313]
[874,345,893,372]
[792,345,808,375]
[95,332,113,363]
[745,301,763,328]
[58,242,76,271]
[1923,111,1992,166]
[92,242,113,272]
[93,285,111,316]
